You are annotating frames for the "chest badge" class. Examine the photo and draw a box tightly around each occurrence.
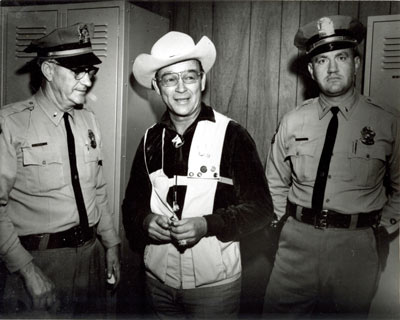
[360,126,375,145]
[88,129,97,149]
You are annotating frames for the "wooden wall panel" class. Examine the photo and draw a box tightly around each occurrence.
[189,2,213,105]
[172,1,190,33]
[277,1,301,123]
[247,1,282,163]
[211,1,251,126]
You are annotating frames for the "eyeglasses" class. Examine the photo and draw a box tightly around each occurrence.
[50,61,99,80]
[156,70,203,87]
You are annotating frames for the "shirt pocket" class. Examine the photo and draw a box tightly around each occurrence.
[82,147,101,186]
[22,145,65,193]
[348,143,386,187]
[287,142,318,183]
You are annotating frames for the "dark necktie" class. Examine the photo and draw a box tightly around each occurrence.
[63,112,89,230]
[311,107,339,213]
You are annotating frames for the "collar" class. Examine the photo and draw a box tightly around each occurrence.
[34,88,76,126]
[159,102,216,133]
[318,89,360,120]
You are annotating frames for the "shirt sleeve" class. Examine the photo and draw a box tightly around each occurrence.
[204,122,274,242]
[94,119,121,248]
[0,116,33,272]
[380,115,400,234]
[265,117,292,220]
[122,138,152,252]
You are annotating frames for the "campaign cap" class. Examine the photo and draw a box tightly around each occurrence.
[294,16,365,57]
[24,23,101,67]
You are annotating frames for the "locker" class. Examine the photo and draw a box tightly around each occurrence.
[364,14,400,111]
[0,1,169,246]
[364,14,400,318]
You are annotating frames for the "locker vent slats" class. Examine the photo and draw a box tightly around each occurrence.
[382,36,400,70]
[15,26,47,58]
[92,24,108,58]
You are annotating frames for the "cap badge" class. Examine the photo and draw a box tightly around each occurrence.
[88,129,97,149]
[360,126,375,145]
[317,17,335,38]
[78,24,90,43]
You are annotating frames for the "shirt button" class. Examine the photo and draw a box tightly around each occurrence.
[366,154,370,159]
[325,199,330,203]
[328,175,331,179]
[390,218,397,225]
[42,160,46,165]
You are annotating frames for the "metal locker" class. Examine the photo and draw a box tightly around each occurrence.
[364,14,400,111]
[364,14,400,319]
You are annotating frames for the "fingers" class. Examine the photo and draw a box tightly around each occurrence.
[147,215,172,241]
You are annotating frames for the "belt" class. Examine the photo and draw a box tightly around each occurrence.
[287,202,380,229]
[19,226,95,251]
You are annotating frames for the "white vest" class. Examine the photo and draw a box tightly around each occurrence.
[143,110,241,288]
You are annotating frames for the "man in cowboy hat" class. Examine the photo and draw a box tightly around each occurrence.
[0,23,120,316]
[263,15,399,317]
[122,31,273,318]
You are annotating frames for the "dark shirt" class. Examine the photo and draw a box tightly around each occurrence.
[122,103,273,251]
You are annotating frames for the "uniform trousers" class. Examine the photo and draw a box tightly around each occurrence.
[263,217,379,319]
[145,275,241,319]
[2,237,106,318]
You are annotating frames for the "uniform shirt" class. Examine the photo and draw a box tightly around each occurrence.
[123,103,273,252]
[0,89,120,272]
[267,90,400,233]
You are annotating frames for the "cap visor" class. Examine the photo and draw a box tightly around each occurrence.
[54,52,102,67]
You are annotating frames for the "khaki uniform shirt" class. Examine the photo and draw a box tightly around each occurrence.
[266,90,400,233]
[0,89,120,272]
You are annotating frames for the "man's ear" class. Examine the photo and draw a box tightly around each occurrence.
[201,73,206,92]
[152,79,161,95]
[41,61,54,82]
[354,56,361,74]
[307,62,315,80]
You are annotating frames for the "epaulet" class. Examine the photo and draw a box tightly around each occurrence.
[0,99,35,118]
[363,96,400,117]
[295,97,317,111]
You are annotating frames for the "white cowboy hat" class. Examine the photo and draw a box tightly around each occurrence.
[132,31,216,89]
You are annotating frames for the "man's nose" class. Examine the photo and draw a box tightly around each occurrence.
[80,72,93,87]
[328,59,338,73]
[175,78,186,92]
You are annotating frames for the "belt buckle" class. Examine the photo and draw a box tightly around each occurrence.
[314,210,328,229]
[73,226,86,247]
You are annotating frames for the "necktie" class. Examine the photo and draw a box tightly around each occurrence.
[63,112,89,230]
[311,107,339,213]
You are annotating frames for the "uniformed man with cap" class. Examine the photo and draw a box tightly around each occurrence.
[0,23,120,316]
[263,15,399,317]
[122,31,273,318]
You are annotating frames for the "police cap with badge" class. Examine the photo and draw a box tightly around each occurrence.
[294,15,366,57]
[24,22,101,68]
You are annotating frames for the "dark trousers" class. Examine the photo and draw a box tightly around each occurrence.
[263,217,379,319]
[2,237,106,318]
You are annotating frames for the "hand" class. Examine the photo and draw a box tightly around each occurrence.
[19,261,57,310]
[170,217,207,247]
[143,214,172,242]
[106,245,121,291]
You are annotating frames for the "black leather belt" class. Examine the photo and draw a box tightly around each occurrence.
[19,226,95,251]
[287,202,380,229]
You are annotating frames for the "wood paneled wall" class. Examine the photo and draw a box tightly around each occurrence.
[141,0,400,166]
